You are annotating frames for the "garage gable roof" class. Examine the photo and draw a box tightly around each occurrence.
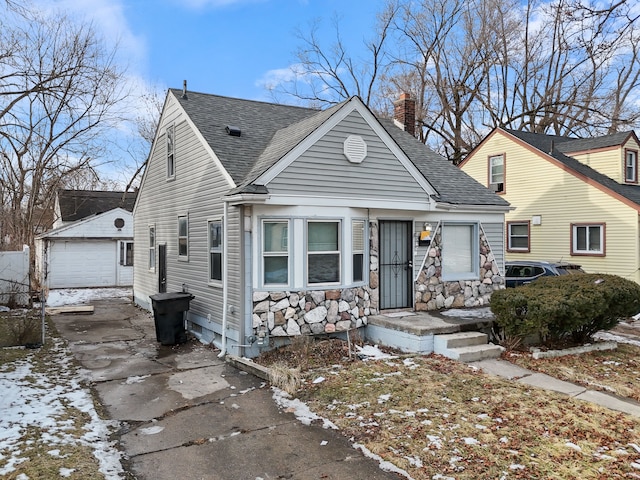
[58,190,137,222]
[38,207,132,239]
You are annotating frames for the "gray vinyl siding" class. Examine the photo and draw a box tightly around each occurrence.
[481,222,505,274]
[133,94,242,332]
[267,111,428,201]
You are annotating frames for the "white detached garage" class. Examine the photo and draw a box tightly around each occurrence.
[36,207,134,289]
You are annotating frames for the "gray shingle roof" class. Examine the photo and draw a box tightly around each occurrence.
[170,89,319,185]
[504,129,640,207]
[172,89,509,207]
[58,190,137,222]
[380,119,509,206]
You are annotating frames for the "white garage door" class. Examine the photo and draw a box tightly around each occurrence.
[49,240,117,288]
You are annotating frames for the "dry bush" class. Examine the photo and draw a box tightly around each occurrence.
[268,361,301,395]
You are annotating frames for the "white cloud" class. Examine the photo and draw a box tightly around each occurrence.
[31,0,148,76]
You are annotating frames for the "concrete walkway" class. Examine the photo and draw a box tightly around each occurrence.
[470,358,640,417]
[50,299,402,480]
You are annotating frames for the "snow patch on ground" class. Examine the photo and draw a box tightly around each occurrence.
[440,307,494,319]
[271,387,338,429]
[594,331,640,347]
[0,341,123,478]
[46,288,132,307]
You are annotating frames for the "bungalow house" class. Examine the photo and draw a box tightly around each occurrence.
[460,128,640,283]
[36,190,137,289]
[133,86,510,357]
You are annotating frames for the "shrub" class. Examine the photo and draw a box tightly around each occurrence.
[491,274,640,346]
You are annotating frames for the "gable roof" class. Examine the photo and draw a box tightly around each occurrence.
[170,89,509,208]
[58,190,137,222]
[39,207,132,239]
[501,129,640,209]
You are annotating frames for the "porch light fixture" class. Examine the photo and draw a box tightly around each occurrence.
[419,223,433,246]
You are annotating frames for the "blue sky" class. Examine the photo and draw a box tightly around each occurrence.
[41,0,384,102]
[26,0,386,184]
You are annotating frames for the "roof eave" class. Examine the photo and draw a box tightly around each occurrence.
[223,193,270,206]
[434,202,513,212]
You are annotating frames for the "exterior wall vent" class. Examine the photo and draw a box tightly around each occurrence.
[226,125,241,137]
[343,135,367,163]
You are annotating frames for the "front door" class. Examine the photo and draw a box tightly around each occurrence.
[158,243,167,293]
[379,220,413,309]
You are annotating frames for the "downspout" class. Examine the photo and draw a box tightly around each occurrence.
[218,199,229,358]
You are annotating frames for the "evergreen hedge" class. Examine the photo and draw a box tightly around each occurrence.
[490,273,640,346]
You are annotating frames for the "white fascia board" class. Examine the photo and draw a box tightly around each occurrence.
[254,97,438,198]
[135,91,236,207]
[263,194,434,211]
[174,93,236,189]
[40,207,132,239]
[434,202,513,213]
[134,92,173,216]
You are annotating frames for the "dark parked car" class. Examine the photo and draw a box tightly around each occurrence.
[504,260,585,287]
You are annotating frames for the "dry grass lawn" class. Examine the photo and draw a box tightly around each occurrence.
[258,339,640,480]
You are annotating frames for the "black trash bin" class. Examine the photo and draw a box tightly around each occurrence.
[149,292,195,345]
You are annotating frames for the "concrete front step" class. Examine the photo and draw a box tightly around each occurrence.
[433,331,488,350]
[440,343,505,362]
[434,332,504,362]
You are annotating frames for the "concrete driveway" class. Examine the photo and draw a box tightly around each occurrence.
[50,298,402,480]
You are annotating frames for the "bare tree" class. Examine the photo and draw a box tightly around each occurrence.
[268,2,401,112]
[280,0,640,164]
[0,5,128,250]
[122,86,165,194]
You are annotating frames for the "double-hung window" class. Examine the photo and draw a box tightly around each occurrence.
[488,154,505,193]
[167,124,175,179]
[263,220,289,285]
[208,220,222,282]
[441,223,478,280]
[178,215,188,258]
[120,241,134,266]
[352,220,366,283]
[308,221,341,284]
[148,225,155,270]
[507,221,530,252]
[625,149,637,183]
[572,223,604,255]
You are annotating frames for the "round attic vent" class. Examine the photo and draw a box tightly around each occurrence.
[343,135,367,163]
[114,218,125,229]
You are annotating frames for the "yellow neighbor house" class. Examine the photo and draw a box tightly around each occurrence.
[460,128,640,284]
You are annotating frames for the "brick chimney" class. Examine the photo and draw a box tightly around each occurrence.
[393,92,416,136]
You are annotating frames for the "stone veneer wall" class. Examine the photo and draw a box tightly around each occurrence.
[252,287,376,337]
[415,225,504,310]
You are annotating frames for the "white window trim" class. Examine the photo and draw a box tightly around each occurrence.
[148,224,155,271]
[120,240,134,266]
[572,223,604,255]
[625,149,637,183]
[352,219,367,284]
[441,222,479,281]
[178,214,189,260]
[261,219,290,287]
[208,218,223,285]
[167,124,175,180]
[306,219,342,286]
[489,154,505,192]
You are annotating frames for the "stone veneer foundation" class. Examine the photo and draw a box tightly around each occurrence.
[252,287,375,337]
